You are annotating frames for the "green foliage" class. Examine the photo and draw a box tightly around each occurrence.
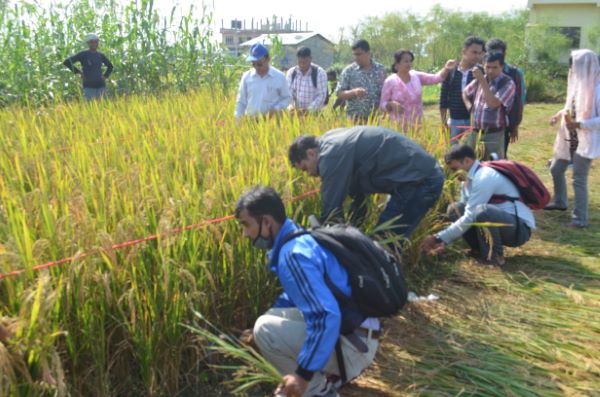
[340,7,529,71]
[0,0,246,106]
[0,88,455,395]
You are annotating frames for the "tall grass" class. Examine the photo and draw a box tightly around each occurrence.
[0,0,244,106]
[0,87,457,395]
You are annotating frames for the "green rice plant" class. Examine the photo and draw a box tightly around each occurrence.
[0,89,389,395]
[184,310,282,395]
[0,91,596,396]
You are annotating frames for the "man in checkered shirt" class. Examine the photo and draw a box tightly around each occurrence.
[287,47,329,115]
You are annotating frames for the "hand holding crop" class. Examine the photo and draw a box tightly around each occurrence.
[420,235,446,255]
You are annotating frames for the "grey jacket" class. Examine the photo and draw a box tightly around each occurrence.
[317,126,439,221]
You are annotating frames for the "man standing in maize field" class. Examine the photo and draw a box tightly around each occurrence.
[63,33,113,101]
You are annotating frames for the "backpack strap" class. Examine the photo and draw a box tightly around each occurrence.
[334,338,348,384]
[290,66,319,89]
[281,230,353,306]
[310,65,318,88]
[276,229,308,259]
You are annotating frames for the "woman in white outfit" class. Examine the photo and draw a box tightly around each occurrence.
[545,49,600,228]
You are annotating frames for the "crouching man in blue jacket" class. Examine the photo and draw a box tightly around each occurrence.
[235,186,380,397]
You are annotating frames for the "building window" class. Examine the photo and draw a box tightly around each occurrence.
[556,27,581,48]
[225,36,234,45]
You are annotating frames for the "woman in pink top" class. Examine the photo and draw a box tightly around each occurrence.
[380,49,456,132]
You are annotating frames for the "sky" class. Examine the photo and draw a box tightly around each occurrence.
[158,0,530,41]
[33,0,529,41]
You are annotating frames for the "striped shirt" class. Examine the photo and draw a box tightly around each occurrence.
[464,74,516,130]
[286,64,328,111]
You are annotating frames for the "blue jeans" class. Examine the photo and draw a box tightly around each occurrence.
[377,166,445,239]
[83,87,106,101]
[449,118,471,145]
[550,153,592,226]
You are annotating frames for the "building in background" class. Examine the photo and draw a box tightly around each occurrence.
[528,0,600,61]
[220,17,310,56]
[239,32,335,70]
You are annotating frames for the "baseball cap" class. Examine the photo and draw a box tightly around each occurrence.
[246,43,269,62]
[84,33,100,43]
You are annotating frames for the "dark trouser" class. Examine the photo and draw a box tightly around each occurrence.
[447,202,531,259]
[377,166,445,239]
[504,128,511,158]
[467,128,505,160]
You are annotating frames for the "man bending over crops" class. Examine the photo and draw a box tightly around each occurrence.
[288,126,445,239]
[63,33,113,101]
[236,186,379,397]
[421,144,536,266]
[234,43,291,119]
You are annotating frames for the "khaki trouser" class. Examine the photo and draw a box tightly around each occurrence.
[253,308,379,397]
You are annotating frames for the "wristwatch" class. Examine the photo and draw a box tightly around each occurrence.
[434,235,444,244]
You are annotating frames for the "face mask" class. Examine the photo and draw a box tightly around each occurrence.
[252,217,274,250]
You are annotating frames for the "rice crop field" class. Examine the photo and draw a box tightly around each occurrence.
[0,90,598,397]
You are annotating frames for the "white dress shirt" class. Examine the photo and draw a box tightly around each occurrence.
[234,65,291,118]
[438,160,536,244]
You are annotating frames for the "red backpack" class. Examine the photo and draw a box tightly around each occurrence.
[482,160,551,210]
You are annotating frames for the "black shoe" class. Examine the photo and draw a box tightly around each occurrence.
[544,203,567,211]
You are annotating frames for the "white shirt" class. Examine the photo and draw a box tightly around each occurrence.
[578,83,600,159]
[438,160,536,244]
[234,66,291,118]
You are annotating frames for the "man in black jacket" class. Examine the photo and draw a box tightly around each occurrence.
[63,33,113,101]
[288,126,444,239]
[440,36,486,144]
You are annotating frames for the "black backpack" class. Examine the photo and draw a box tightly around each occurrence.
[503,64,524,130]
[281,224,408,334]
[291,65,330,105]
